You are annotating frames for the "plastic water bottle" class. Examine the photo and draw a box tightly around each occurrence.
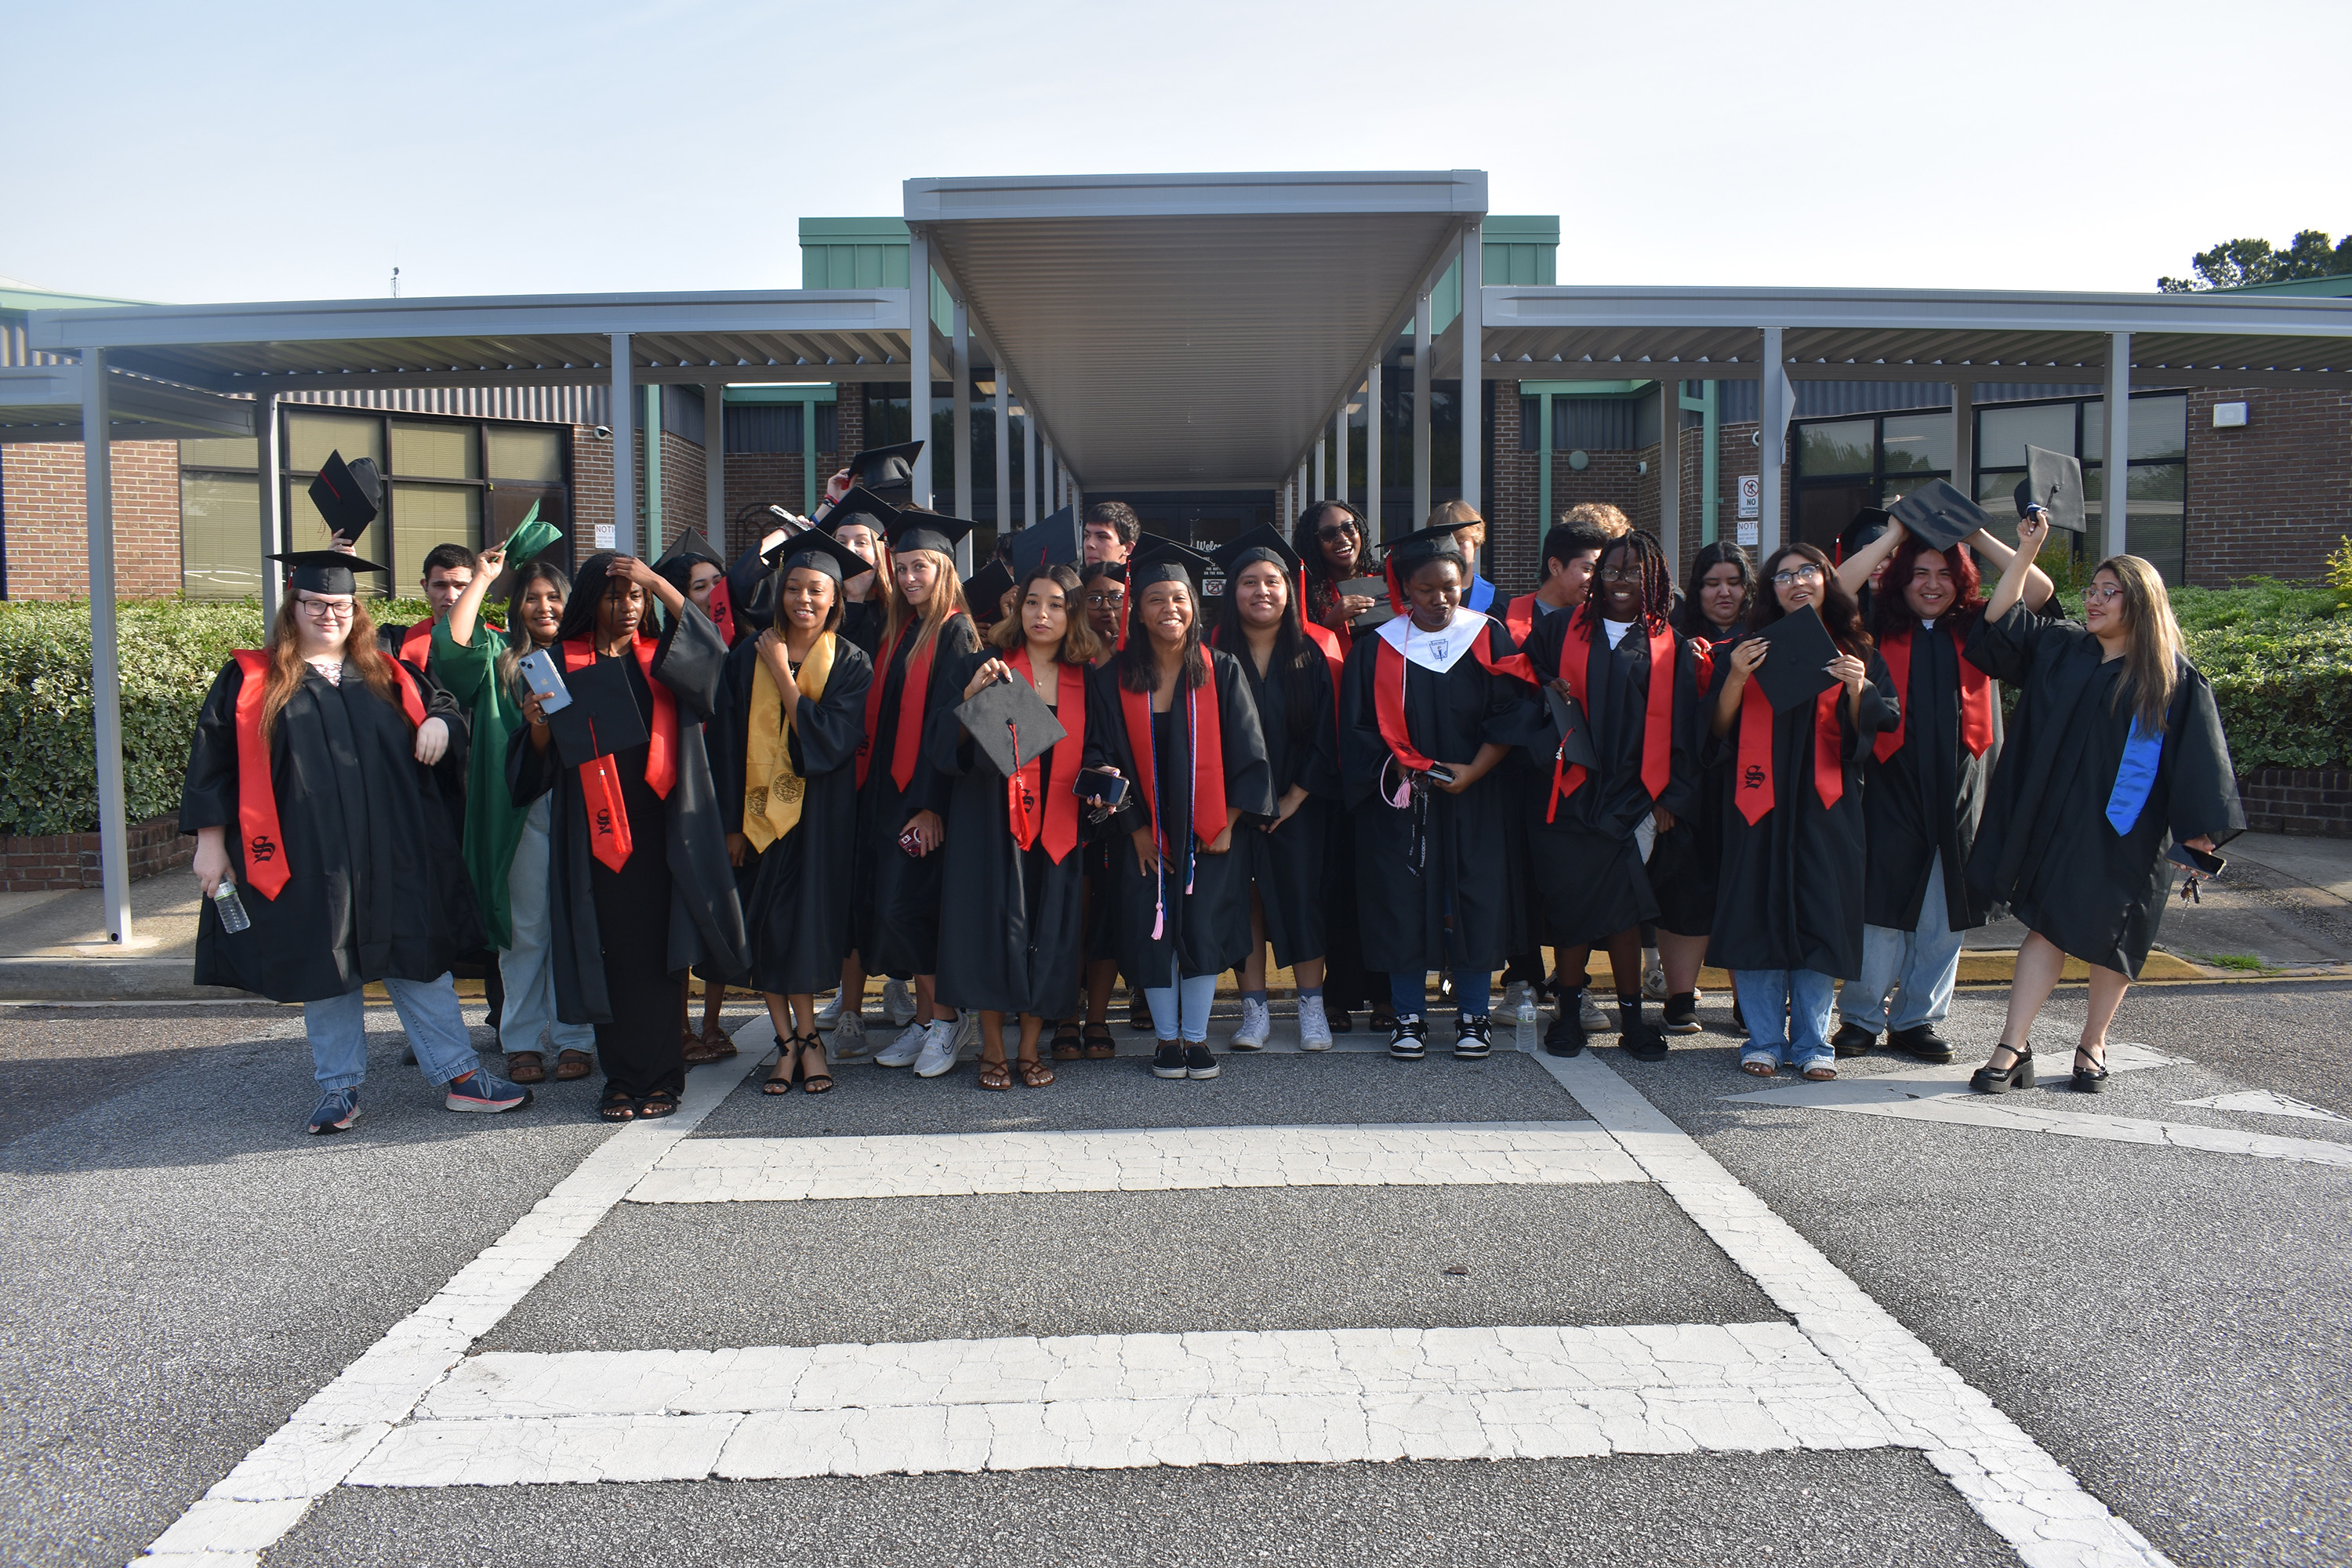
[1515,986,1537,1053]
[211,877,252,934]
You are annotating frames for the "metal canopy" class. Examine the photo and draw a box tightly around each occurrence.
[0,363,260,444]
[1443,285,2352,387]
[907,171,1486,490]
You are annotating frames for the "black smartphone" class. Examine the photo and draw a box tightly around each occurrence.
[1076,768,1129,808]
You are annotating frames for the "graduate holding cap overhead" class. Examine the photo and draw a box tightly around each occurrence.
[1962,514,2242,1097]
[1082,536,1273,1080]
[181,548,534,1134]
[1341,518,1533,1062]
[655,526,748,1061]
[509,551,748,1123]
[1707,543,1899,1082]
[928,560,1106,1088]
[1826,481,2058,1067]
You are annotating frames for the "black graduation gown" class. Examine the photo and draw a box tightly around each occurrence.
[1517,615,1706,948]
[930,649,1091,1017]
[1704,643,1900,978]
[1226,637,1341,970]
[1860,617,2013,934]
[509,606,749,1044]
[1083,650,1275,983]
[1341,613,1532,975]
[851,615,982,978]
[1964,605,2243,978]
[1650,630,1737,937]
[180,653,481,1004]
[719,631,874,996]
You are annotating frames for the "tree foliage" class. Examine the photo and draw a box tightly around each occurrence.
[2158,229,2352,292]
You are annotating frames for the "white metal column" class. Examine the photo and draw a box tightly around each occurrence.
[952,303,972,572]
[1758,326,1785,556]
[703,381,727,543]
[1044,442,1057,515]
[1951,379,1973,529]
[1365,360,1382,537]
[1657,380,1681,574]
[1413,294,1432,531]
[1334,397,1350,511]
[2103,335,2132,560]
[255,390,283,622]
[993,366,1012,534]
[609,334,634,556]
[1460,222,1483,515]
[1313,433,1326,502]
[1025,402,1038,526]
[82,347,132,944]
[909,235,933,511]
[643,385,663,556]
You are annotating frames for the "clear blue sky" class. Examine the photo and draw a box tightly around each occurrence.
[5,0,2342,304]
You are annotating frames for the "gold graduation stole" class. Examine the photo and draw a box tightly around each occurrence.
[743,633,836,851]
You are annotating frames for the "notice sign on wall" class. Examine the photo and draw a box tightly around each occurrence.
[594,524,618,550]
[1736,474,1761,519]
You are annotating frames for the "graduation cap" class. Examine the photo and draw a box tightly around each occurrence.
[307,452,382,543]
[1838,507,1891,564]
[543,656,652,768]
[1126,535,1217,591]
[1003,515,1081,576]
[962,559,1016,625]
[889,508,975,560]
[2014,445,2087,534]
[953,666,1068,777]
[1751,602,1843,713]
[653,527,725,592]
[1541,684,1598,771]
[270,548,386,596]
[821,485,900,549]
[1210,525,1302,582]
[499,501,563,566]
[1889,480,1991,554]
[847,441,923,499]
[772,528,869,585]
[1382,518,1475,577]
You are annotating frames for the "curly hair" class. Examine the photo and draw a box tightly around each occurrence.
[1869,537,1984,644]
[1573,530,1674,635]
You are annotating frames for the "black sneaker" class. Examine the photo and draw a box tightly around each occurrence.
[1185,1044,1219,1080]
[1544,1010,1587,1058]
[1621,1021,1671,1062]
[1888,1022,1955,1063]
[1388,1014,1428,1060]
[1454,1014,1493,1059]
[1662,992,1701,1035]
[1151,1041,1187,1079]
[1831,1021,1877,1059]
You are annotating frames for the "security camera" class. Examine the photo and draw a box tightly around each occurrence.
[593,425,612,441]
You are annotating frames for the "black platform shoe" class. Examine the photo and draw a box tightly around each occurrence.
[2071,1046,2111,1094]
[1969,1043,2034,1094]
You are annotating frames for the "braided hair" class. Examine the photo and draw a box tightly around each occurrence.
[1572,529,1674,635]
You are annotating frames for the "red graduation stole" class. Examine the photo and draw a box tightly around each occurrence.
[230,648,426,901]
[859,612,967,790]
[1118,658,1228,850]
[1873,625,1991,764]
[1545,618,1676,824]
[706,579,737,647]
[561,633,677,872]
[1007,647,1086,863]
[1735,677,1845,825]
[1371,616,1512,773]
[397,619,434,669]
[1504,592,1538,651]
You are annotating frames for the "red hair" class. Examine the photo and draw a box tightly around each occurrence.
[1871,537,1984,643]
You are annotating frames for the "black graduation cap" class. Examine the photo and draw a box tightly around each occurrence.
[1003,516,1081,576]
[1126,535,1217,591]
[953,668,1068,777]
[1541,684,1598,771]
[1381,517,1476,578]
[773,528,869,584]
[1210,525,1303,582]
[1889,480,1991,554]
[889,509,975,559]
[847,441,924,499]
[821,485,901,549]
[1751,603,1843,713]
[1838,507,1891,563]
[2015,445,2087,534]
[270,548,386,596]
[544,656,652,768]
[962,560,1016,625]
[653,528,724,593]
[307,452,382,543]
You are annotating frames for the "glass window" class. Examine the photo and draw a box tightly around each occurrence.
[2078,398,2183,460]
[287,411,383,473]
[1882,474,1947,506]
[1973,469,2026,550]
[180,474,260,600]
[1879,413,1953,475]
[1797,419,1874,475]
[487,426,564,481]
[180,436,257,470]
[1977,403,2075,469]
[390,484,483,586]
[390,420,480,480]
[2125,463,2187,584]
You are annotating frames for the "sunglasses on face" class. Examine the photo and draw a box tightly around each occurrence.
[1316,522,1359,543]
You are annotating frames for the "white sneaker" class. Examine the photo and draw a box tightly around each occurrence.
[913,1018,960,1078]
[953,1010,980,1051]
[882,978,918,1027]
[815,990,846,1030]
[1578,991,1608,1033]
[1508,982,1537,1025]
[875,1019,928,1068]
[1642,956,1668,1002]
[831,1011,869,1058]
[1298,994,1333,1051]
[1232,997,1271,1051]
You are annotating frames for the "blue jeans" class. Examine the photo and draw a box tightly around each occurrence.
[1842,857,1964,1033]
[1145,960,1220,1044]
[1732,968,1837,1072]
[1390,916,1494,1020]
[499,800,597,1057]
[303,973,482,1091]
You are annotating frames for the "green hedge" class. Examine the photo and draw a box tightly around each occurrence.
[2174,580,2351,772]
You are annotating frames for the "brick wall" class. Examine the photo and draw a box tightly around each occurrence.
[2183,387,2351,587]
[1674,419,1787,584]
[2236,768,2351,838]
[2,439,182,599]
[569,423,612,560]
[1,810,192,892]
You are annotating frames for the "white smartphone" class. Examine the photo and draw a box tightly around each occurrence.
[517,648,572,713]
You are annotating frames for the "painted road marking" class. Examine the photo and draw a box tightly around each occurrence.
[2175,1089,2345,1123]
[627,1122,1644,1203]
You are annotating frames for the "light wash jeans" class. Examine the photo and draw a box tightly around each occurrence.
[499,799,597,1058]
[1732,968,1837,1073]
[1842,856,1964,1033]
[1146,960,1221,1044]
[303,973,481,1091]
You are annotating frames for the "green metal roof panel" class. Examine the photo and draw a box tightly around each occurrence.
[798,217,912,244]
[2213,274,2352,298]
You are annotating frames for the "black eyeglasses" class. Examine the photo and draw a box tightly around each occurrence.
[1083,592,1124,608]
[1316,522,1360,543]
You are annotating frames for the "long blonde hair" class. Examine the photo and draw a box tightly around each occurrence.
[880,546,969,657]
[2096,554,2185,735]
[260,596,412,750]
